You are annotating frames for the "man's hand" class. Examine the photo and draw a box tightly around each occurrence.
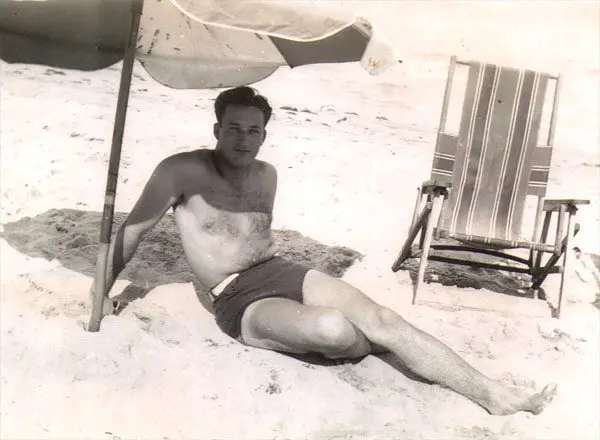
[88,282,120,317]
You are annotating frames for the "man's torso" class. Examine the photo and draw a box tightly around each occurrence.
[171,149,278,289]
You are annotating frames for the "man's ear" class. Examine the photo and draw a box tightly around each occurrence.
[261,129,267,144]
[213,123,220,139]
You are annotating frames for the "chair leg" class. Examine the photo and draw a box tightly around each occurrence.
[531,223,580,291]
[391,203,432,272]
[533,211,553,284]
[414,195,444,304]
[554,205,566,256]
[529,196,545,272]
[410,186,424,229]
[418,194,432,250]
[556,213,575,319]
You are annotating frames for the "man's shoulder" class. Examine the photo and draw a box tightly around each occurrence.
[157,148,211,171]
[253,159,277,192]
[254,159,277,176]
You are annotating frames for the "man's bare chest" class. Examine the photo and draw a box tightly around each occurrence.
[178,181,274,238]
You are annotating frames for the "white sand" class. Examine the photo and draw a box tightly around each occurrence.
[1,2,599,439]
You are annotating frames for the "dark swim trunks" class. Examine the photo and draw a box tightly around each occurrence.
[211,256,311,339]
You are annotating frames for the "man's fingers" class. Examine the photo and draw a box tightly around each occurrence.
[113,300,127,314]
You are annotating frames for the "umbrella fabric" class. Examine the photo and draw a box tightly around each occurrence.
[171,0,360,41]
[0,0,131,71]
[0,0,395,88]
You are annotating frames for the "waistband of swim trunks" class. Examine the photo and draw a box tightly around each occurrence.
[211,273,240,297]
[210,255,282,298]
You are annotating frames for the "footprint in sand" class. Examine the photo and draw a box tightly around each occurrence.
[202,337,223,348]
[334,365,371,392]
[455,425,499,440]
[43,68,66,76]
[538,326,584,353]
[256,368,282,395]
[133,313,182,346]
[134,313,152,330]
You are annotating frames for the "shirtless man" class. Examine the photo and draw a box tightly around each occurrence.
[93,86,556,416]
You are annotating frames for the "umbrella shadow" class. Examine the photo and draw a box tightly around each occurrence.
[1,208,363,315]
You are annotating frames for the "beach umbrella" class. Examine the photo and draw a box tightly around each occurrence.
[0,0,395,331]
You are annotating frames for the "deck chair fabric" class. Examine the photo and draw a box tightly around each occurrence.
[433,63,550,245]
[392,56,589,318]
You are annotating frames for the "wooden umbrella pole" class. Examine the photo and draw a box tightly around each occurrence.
[88,0,144,332]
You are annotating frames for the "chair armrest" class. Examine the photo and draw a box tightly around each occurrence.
[543,199,590,212]
[422,180,452,189]
[421,180,451,197]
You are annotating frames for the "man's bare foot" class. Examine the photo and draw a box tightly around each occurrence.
[482,383,558,416]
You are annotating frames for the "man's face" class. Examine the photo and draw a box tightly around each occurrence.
[214,105,266,167]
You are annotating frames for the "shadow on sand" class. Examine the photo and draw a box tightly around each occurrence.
[395,246,546,300]
[1,208,363,308]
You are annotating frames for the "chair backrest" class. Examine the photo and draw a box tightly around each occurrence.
[430,57,560,241]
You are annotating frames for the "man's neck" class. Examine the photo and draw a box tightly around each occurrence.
[212,150,254,188]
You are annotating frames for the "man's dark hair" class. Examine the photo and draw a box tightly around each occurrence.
[214,86,272,126]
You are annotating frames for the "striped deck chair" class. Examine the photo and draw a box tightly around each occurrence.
[391,56,589,318]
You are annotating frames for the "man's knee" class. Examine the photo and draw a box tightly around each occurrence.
[361,306,408,342]
[311,309,359,350]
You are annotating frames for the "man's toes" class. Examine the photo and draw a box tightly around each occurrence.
[530,383,558,414]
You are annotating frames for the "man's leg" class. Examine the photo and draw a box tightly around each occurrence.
[299,269,556,415]
[240,297,372,359]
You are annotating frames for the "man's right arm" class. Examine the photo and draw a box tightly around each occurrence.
[93,156,183,298]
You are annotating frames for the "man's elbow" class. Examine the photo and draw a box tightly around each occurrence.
[122,216,156,240]
[116,223,147,261]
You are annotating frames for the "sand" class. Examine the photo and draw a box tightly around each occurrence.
[1,2,599,439]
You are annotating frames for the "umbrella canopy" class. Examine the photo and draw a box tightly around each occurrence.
[0,0,395,331]
[0,0,395,87]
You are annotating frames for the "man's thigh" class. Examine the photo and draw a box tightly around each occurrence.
[239,297,334,354]
[301,269,382,323]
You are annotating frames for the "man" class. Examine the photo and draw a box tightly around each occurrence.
[93,86,556,416]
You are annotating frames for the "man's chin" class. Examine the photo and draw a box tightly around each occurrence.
[230,155,257,168]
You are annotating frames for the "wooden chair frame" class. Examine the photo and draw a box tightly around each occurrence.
[391,57,589,318]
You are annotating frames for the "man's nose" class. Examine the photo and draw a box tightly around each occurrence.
[237,130,253,143]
